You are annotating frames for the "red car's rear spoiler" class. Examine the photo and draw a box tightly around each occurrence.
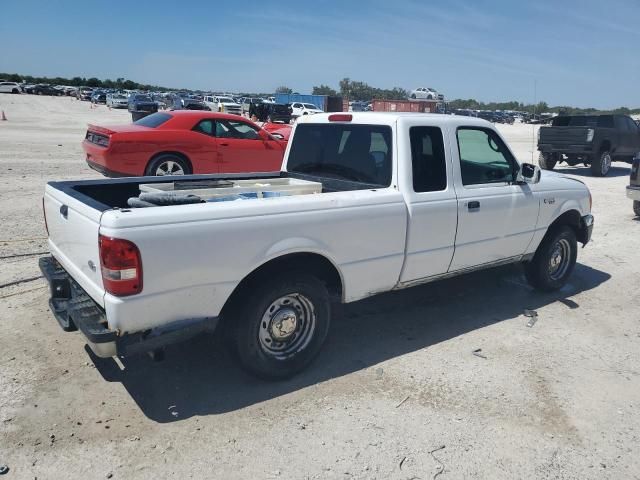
[87,124,116,136]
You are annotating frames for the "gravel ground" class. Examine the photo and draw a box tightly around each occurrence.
[1,95,639,480]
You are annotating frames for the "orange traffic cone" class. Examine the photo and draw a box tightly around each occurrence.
[1,111,6,121]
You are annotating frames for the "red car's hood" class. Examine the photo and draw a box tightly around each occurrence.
[262,123,292,141]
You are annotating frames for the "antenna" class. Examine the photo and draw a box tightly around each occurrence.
[532,79,537,163]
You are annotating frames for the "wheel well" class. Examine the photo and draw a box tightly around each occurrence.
[599,140,611,153]
[147,151,193,174]
[220,253,343,318]
[548,209,587,244]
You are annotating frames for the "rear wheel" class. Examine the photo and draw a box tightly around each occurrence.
[145,154,190,176]
[525,225,577,292]
[634,200,640,217]
[230,273,331,379]
[591,150,612,177]
[538,152,558,170]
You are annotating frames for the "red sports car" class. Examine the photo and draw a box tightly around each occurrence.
[82,111,292,177]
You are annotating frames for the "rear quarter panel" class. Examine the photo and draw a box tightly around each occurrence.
[99,190,408,333]
[109,129,218,175]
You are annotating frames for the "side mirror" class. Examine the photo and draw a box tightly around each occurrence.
[517,163,541,184]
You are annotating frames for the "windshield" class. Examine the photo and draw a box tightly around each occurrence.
[287,124,392,186]
[303,103,318,109]
[134,94,152,102]
[133,112,172,128]
[218,97,234,103]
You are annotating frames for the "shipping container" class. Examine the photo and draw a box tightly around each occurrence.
[371,99,439,113]
[275,94,343,112]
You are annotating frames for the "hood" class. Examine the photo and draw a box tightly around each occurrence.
[533,169,588,192]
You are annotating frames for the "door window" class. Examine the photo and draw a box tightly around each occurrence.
[410,126,447,192]
[456,128,516,186]
[215,119,260,139]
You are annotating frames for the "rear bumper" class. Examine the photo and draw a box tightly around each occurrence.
[626,186,640,201]
[86,159,130,178]
[39,256,118,357]
[538,144,594,155]
[83,140,143,177]
[39,256,219,359]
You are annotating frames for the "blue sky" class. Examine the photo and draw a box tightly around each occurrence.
[1,0,638,108]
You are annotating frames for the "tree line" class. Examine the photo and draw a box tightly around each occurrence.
[0,72,171,92]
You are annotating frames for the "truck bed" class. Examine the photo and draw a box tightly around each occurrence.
[56,171,381,211]
[44,171,408,334]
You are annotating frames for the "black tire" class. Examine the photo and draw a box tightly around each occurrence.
[12,88,19,94]
[231,273,331,379]
[591,150,612,177]
[634,200,640,217]
[538,152,557,170]
[410,94,417,99]
[144,154,191,176]
[525,225,577,292]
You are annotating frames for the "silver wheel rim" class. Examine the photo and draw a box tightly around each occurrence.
[155,160,185,176]
[548,238,571,281]
[258,293,316,360]
[601,153,611,175]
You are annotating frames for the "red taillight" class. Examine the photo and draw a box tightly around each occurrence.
[99,235,143,296]
[42,197,49,236]
[328,114,352,122]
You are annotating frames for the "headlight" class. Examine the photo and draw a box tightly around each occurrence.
[586,129,594,142]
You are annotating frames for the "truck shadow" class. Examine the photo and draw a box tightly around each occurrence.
[90,263,610,422]
[553,165,630,177]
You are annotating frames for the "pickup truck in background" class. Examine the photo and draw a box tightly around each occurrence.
[203,95,243,116]
[128,94,159,121]
[40,112,594,379]
[538,114,640,176]
[627,155,640,216]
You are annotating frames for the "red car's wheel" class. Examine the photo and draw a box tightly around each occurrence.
[145,154,191,176]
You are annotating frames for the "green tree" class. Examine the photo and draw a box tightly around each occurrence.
[312,84,337,96]
[86,77,101,87]
[275,85,293,94]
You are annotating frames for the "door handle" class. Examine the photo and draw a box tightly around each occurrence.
[468,201,480,211]
[220,143,229,147]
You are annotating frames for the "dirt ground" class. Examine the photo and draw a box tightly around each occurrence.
[1,95,639,480]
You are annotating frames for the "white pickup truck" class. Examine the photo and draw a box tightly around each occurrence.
[40,113,594,379]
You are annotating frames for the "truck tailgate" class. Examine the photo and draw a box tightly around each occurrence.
[44,184,105,307]
[539,126,589,145]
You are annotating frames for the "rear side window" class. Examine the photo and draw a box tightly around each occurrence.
[409,126,447,192]
[287,124,392,186]
[133,112,172,128]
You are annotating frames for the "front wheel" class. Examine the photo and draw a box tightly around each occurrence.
[591,150,612,177]
[525,225,577,292]
[538,152,557,170]
[634,200,640,217]
[231,273,331,379]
